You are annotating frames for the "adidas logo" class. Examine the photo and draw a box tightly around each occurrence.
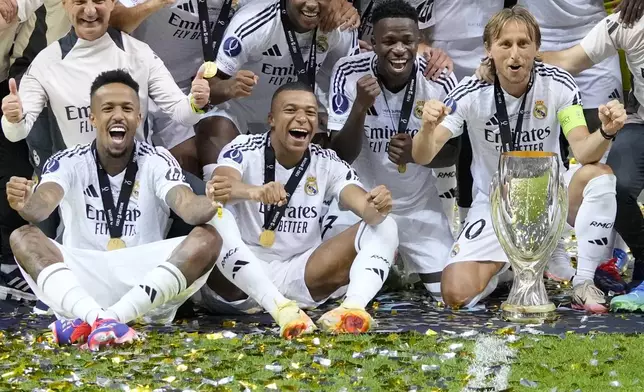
[176,1,195,12]
[139,285,158,303]
[84,184,99,198]
[367,267,385,281]
[609,88,620,100]
[588,237,608,246]
[485,114,499,127]
[232,260,249,279]
[262,44,283,57]
[439,188,456,199]
[367,106,378,116]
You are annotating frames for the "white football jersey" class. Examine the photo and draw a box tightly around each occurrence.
[327,51,457,212]
[1,29,202,148]
[425,0,504,41]
[580,13,644,123]
[216,133,363,262]
[120,0,255,91]
[441,62,581,198]
[38,142,190,251]
[356,0,434,42]
[215,0,360,130]
[518,0,606,44]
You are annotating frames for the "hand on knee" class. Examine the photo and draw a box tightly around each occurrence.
[359,216,399,251]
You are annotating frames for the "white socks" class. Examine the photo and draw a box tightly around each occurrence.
[37,263,115,324]
[108,262,187,323]
[210,209,290,320]
[573,174,617,286]
[342,217,399,309]
[433,166,457,227]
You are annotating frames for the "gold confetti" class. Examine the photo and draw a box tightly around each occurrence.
[111,357,122,364]
[206,332,223,340]
[162,376,176,383]
[176,364,188,372]
[223,320,237,328]
[372,301,380,309]
[291,362,300,369]
[425,329,437,336]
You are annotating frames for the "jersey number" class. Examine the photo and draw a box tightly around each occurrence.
[321,215,338,240]
[416,0,434,24]
[457,218,486,241]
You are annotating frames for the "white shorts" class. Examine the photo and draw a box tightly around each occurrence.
[194,247,347,314]
[447,166,578,267]
[541,40,622,109]
[202,105,269,135]
[21,236,207,324]
[148,100,196,150]
[321,200,452,275]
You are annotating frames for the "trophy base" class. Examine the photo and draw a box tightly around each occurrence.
[500,302,558,324]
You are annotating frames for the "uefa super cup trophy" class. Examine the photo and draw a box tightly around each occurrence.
[490,151,568,323]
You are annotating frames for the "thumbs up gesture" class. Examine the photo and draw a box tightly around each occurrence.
[1,78,23,123]
[190,64,212,109]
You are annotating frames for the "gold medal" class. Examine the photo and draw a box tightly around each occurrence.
[259,230,275,248]
[107,238,127,251]
[202,61,218,79]
[397,163,407,174]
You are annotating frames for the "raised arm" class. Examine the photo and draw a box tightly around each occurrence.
[109,0,170,34]
[540,44,595,76]
[411,99,453,165]
[164,184,219,225]
[1,72,47,142]
[7,178,63,223]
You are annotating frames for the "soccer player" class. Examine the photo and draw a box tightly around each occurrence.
[0,0,211,175]
[6,70,223,349]
[196,81,399,337]
[195,0,361,180]
[324,0,458,300]
[411,6,627,313]
[532,11,644,311]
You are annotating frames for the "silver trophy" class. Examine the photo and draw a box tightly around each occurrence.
[490,151,568,323]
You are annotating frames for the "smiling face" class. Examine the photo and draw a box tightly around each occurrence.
[286,0,331,32]
[90,82,141,158]
[486,21,538,87]
[63,0,114,41]
[373,17,419,86]
[268,89,318,155]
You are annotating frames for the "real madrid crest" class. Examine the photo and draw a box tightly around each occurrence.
[316,35,329,53]
[414,100,425,119]
[304,176,318,196]
[450,244,460,257]
[533,100,547,119]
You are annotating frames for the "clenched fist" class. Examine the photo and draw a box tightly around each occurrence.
[248,181,287,206]
[1,78,23,123]
[6,176,33,212]
[224,70,258,100]
[421,99,451,129]
[362,185,392,225]
[598,100,627,136]
[206,175,232,204]
[388,133,413,165]
[355,75,380,111]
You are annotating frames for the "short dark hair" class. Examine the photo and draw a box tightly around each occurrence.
[90,69,139,101]
[371,0,419,28]
[271,81,315,106]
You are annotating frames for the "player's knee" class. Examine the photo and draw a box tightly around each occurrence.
[369,216,399,249]
[189,225,223,272]
[575,163,614,185]
[9,225,42,263]
[441,265,487,308]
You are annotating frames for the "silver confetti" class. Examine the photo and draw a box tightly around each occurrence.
[312,337,320,346]
[421,364,440,372]
[610,381,621,387]
[314,356,331,367]
[590,359,598,366]
[610,371,618,377]
[520,379,538,388]
[265,364,283,373]
[222,331,237,339]
[448,343,463,351]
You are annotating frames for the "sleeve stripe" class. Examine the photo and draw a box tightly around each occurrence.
[332,57,372,94]
[449,80,489,102]
[234,3,279,40]
[434,73,457,95]
[310,144,351,169]
[137,143,176,167]
[49,144,90,162]
[535,70,577,92]
[535,62,577,88]
[227,134,266,153]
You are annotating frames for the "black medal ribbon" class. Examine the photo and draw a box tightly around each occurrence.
[280,0,317,89]
[92,141,139,240]
[493,69,534,152]
[357,0,373,40]
[262,135,311,232]
[378,63,418,135]
[197,0,235,61]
